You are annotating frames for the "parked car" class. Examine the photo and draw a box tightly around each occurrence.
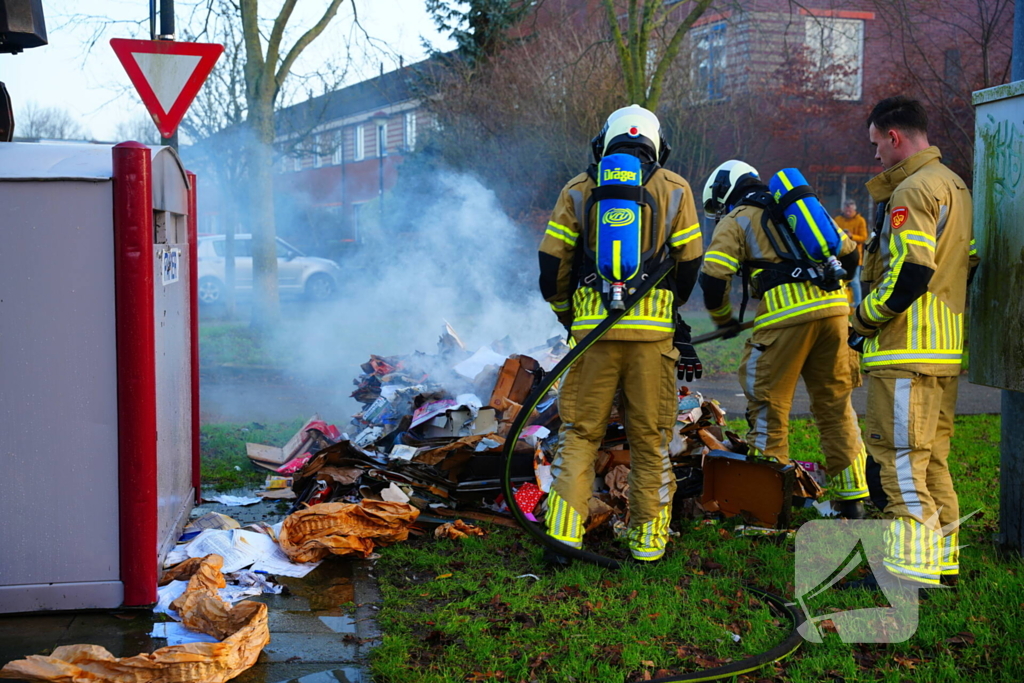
[196,234,342,304]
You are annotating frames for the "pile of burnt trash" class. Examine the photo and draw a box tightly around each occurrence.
[247,324,825,536]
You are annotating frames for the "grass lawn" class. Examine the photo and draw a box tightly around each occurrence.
[683,316,748,377]
[199,322,302,368]
[369,415,1024,682]
[200,419,306,490]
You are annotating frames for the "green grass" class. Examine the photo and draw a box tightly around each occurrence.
[199,419,306,491]
[199,322,300,368]
[369,415,1024,682]
[688,316,748,376]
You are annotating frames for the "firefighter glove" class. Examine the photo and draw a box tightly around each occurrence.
[675,343,703,382]
[674,319,702,382]
[717,317,743,339]
[848,327,866,353]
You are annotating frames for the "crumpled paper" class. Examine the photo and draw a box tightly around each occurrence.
[0,555,269,683]
[278,499,420,562]
[605,464,631,502]
[434,519,486,540]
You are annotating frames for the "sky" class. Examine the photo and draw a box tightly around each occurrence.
[0,0,455,140]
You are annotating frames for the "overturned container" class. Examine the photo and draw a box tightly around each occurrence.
[0,142,201,612]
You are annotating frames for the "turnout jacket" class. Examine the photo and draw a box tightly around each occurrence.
[538,167,703,342]
[853,146,979,376]
[700,205,858,330]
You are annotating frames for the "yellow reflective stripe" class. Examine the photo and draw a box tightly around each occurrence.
[969,238,977,256]
[670,223,701,247]
[612,240,622,280]
[709,302,732,317]
[903,236,936,251]
[902,230,935,246]
[706,250,739,266]
[549,299,570,312]
[547,220,578,238]
[545,228,576,246]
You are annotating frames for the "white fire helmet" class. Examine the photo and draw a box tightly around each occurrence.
[597,104,664,162]
[702,160,760,218]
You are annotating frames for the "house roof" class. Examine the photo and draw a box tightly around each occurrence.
[274,55,446,137]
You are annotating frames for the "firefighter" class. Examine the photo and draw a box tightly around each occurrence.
[538,104,704,563]
[849,97,979,588]
[699,160,869,518]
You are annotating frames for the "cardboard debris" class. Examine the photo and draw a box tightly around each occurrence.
[0,555,268,683]
[700,451,796,528]
[278,500,420,562]
[434,519,486,540]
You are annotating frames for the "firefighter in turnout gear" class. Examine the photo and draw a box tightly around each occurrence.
[538,105,704,563]
[850,97,979,588]
[699,160,869,518]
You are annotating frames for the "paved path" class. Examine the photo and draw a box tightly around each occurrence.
[201,371,1002,426]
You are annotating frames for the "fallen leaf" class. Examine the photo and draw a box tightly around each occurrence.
[436,573,453,580]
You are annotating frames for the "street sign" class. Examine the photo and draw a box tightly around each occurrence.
[110,38,223,138]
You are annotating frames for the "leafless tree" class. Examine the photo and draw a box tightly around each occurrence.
[602,0,715,110]
[869,0,1014,180]
[16,102,88,140]
[113,115,163,145]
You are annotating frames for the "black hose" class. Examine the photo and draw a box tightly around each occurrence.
[499,260,804,681]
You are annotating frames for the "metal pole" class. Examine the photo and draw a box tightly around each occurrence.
[150,0,157,40]
[1002,0,1024,554]
[159,0,175,40]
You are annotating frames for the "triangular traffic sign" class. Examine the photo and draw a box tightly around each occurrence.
[110,39,223,138]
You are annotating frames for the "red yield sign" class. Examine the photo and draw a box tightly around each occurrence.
[110,39,223,138]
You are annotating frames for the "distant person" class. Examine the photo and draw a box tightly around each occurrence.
[833,200,868,305]
[538,105,703,564]
[849,96,980,589]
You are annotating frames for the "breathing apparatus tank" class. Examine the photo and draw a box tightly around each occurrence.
[594,153,644,310]
[767,168,847,286]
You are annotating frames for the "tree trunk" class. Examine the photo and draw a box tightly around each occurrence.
[247,96,280,329]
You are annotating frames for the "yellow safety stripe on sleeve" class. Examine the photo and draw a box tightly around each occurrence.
[901,229,936,252]
[570,287,675,333]
[545,488,583,548]
[549,299,571,313]
[883,517,941,585]
[753,281,848,330]
[669,223,702,248]
[545,221,578,247]
[704,250,740,273]
[861,349,963,367]
[830,443,868,500]
[776,169,833,258]
[861,226,912,326]
[627,506,671,560]
[940,531,960,576]
[969,238,977,256]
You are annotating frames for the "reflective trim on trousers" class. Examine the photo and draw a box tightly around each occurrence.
[884,517,941,585]
[830,442,869,500]
[545,488,583,547]
[893,379,924,520]
[627,505,671,560]
[940,531,960,576]
[745,344,768,453]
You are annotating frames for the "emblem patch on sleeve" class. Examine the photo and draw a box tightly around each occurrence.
[890,206,909,229]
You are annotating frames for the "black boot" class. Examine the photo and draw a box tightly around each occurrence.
[836,499,867,520]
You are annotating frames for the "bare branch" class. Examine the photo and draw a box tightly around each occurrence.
[276,0,348,89]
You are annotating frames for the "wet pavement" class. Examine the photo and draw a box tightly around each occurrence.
[0,497,381,683]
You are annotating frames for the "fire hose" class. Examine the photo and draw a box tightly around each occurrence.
[500,260,803,682]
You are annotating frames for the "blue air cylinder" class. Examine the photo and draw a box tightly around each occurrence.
[595,152,643,294]
[768,168,843,263]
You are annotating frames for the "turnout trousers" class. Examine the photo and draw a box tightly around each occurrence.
[737,314,868,500]
[546,338,678,561]
[865,370,961,585]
